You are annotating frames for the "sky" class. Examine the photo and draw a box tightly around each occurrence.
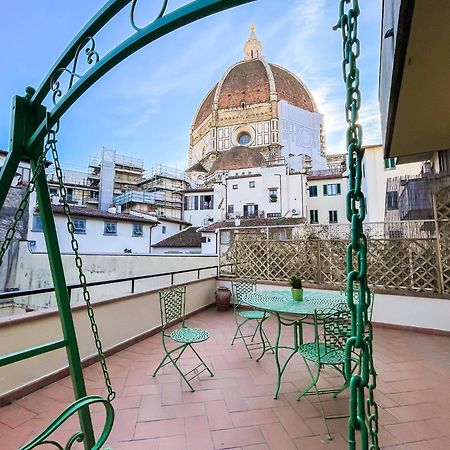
[0,0,382,172]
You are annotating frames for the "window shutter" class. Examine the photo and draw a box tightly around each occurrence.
[194,196,198,210]
[323,185,328,196]
[200,195,205,210]
[337,183,341,194]
[184,196,188,210]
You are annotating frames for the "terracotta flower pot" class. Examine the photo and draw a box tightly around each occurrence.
[216,287,231,311]
[291,288,303,301]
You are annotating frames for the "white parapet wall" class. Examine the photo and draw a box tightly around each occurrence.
[0,277,217,401]
[2,242,218,309]
[218,279,450,333]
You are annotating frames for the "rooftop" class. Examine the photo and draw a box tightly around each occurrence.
[202,217,306,232]
[50,205,158,224]
[152,226,202,248]
[2,308,449,449]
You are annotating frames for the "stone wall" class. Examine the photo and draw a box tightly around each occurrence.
[0,186,29,291]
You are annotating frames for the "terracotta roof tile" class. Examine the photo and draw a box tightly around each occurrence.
[201,217,306,232]
[152,227,202,248]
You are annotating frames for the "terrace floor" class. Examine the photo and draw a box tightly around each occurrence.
[1,308,450,449]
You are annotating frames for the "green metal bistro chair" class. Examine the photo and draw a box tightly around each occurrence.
[230,280,271,359]
[297,305,358,440]
[153,285,213,391]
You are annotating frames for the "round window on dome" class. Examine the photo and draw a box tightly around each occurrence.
[238,132,251,145]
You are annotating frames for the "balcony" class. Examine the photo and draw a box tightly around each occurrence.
[398,172,450,220]
[0,241,449,449]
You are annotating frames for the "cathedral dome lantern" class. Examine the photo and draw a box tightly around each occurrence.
[244,24,264,61]
[188,27,326,180]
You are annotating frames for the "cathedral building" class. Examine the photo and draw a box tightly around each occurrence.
[187,26,326,183]
[184,27,328,227]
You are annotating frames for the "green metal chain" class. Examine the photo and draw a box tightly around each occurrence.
[334,1,379,449]
[46,129,116,402]
[0,153,48,267]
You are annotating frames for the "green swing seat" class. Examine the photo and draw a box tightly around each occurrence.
[153,285,213,391]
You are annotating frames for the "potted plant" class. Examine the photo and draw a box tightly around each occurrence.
[288,275,303,301]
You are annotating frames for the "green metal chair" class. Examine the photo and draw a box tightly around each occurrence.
[230,280,271,359]
[297,305,359,440]
[152,285,213,391]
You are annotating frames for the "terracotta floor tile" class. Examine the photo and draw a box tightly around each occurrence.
[205,400,233,431]
[134,418,184,440]
[0,402,36,428]
[186,415,214,449]
[230,408,278,427]
[159,434,187,450]
[211,425,265,449]
[293,434,349,449]
[1,308,449,449]
[260,422,297,450]
[273,406,313,438]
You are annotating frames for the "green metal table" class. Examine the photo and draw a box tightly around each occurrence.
[242,289,346,399]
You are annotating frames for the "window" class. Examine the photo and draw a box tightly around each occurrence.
[49,187,58,196]
[132,223,143,236]
[386,191,398,210]
[309,185,318,197]
[227,204,234,214]
[104,222,117,236]
[238,132,251,145]
[268,188,278,202]
[328,210,338,223]
[184,195,198,210]
[200,194,214,210]
[249,181,255,188]
[232,184,238,190]
[323,183,341,196]
[32,215,43,232]
[73,219,86,234]
[384,157,396,170]
[162,226,166,234]
[243,204,258,218]
[66,188,75,202]
[309,210,318,224]
[438,149,450,172]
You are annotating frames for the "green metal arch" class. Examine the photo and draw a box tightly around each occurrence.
[26,0,256,153]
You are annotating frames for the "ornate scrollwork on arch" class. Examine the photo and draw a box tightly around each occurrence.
[50,36,100,105]
[130,0,169,31]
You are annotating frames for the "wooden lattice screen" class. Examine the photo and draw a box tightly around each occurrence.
[219,221,449,296]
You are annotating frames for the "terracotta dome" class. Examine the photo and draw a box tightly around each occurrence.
[209,146,266,173]
[193,35,317,130]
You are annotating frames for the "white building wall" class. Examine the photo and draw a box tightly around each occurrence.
[201,232,217,255]
[361,145,422,222]
[278,101,326,170]
[28,214,153,254]
[183,191,217,227]
[226,166,300,218]
[306,176,348,224]
[287,173,307,217]
[151,219,184,245]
